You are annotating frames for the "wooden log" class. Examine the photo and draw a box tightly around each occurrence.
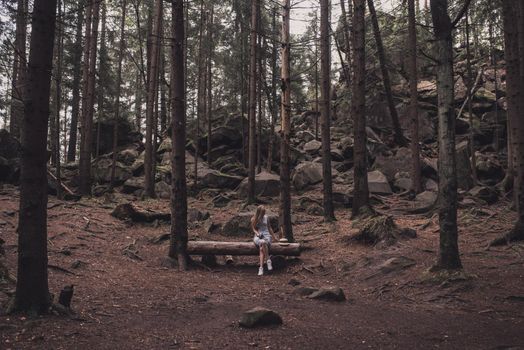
[187,241,301,256]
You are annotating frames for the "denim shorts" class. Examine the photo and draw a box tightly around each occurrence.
[254,235,272,248]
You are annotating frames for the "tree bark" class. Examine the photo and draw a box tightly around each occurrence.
[67,1,85,163]
[78,0,101,196]
[247,0,260,204]
[465,10,477,184]
[9,0,27,140]
[13,0,57,314]
[96,1,108,158]
[111,0,127,188]
[144,0,163,198]
[320,0,335,221]
[339,0,352,86]
[367,0,405,146]
[407,0,422,193]
[266,7,278,172]
[53,0,64,199]
[280,0,293,241]
[169,0,189,270]
[206,5,214,165]
[351,0,370,217]
[430,0,462,270]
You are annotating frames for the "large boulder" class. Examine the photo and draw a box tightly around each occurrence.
[237,171,280,197]
[93,157,132,184]
[367,170,392,195]
[303,140,322,154]
[198,169,243,190]
[372,147,412,182]
[0,130,21,184]
[92,119,142,156]
[198,126,243,155]
[222,212,278,236]
[292,162,323,191]
[0,129,21,159]
[122,176,144,194]
[239,307,283,328]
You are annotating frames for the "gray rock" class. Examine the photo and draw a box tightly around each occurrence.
[155,181,171,199]
[122,176,144,194]
[394,172,412,192]
[292,162,323,191]
[468,186,499,205]
[188,208,210,222]
[368,170,392,195]
[294,287,319,296]
[239,307,283,328]
[333,192,352,208]
[415,191,437,207]
[237,171,280,198]
[378,256,416,274]
[424,178,438,192]
[303,139,322,154]
[222,212,278,236]
[307,287,346,302]
[199,169,243,189]
[373,147,413,182]
[93,157,132,184]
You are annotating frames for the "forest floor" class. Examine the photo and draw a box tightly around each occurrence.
[0,184,523,350]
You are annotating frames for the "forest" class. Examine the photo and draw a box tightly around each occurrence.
[0,0,523,348]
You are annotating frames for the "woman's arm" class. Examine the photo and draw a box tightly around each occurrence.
[252,221,260,238]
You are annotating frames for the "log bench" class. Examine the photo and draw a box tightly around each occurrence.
[187,241,301,256]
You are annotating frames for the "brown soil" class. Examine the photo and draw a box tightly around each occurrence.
[0,185,523,349]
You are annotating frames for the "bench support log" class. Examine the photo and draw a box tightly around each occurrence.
[187,241,301,256]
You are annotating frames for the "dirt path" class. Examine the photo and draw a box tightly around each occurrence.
[1,187,523,349]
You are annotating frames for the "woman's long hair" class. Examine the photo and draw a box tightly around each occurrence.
[251,205,266,228]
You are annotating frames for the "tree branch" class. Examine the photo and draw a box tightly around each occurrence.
[451,0,472,29]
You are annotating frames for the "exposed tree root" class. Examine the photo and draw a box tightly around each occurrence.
[489,220,524,247]
[349,212,417,246]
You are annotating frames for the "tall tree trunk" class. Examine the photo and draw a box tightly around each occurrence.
[96,1,108,158]
[320,0,335,221]
[160,48,167,134]
[367,0,405,146]
[9,0,27,140]
[465,10,477,184]
[79,0,101,196]
[280,0,293,241]
[257,32,263,175]
[67,1,85,163]
[247,0,260,203]
[489,20,501,152]
[169,0,188,270]
[351,0,370,217]
[144,0,163,198]
[111,0,127,188]
[407,0,422,193]
[266,6,278,172]
[498,0,524,243]
[206,5,214,165]
[135,72,142,131]
[53,0,64,199]
[194,0,206,188]
[339,0,352,85]
[12,0,57,314]
[430,0,462,270]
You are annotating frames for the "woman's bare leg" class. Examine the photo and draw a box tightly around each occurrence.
[259,245,264,267]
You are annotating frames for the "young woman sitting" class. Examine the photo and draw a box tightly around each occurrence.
[251,205,279,276]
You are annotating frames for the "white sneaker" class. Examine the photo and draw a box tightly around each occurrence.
[267,259,273,271]
[258,267,264,276]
